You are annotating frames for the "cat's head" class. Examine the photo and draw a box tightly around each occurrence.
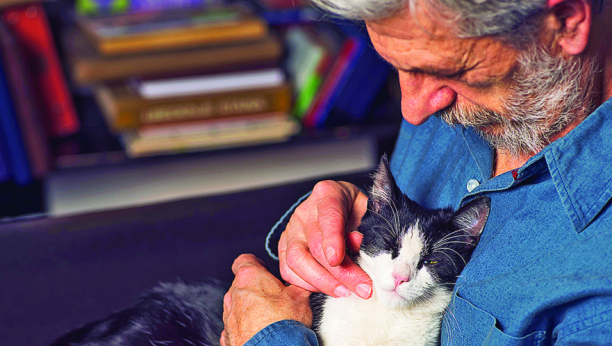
[357,155,490,309]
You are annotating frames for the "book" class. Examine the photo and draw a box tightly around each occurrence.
[258,6,323,26]
[0,20,52,179]
[63,28,283,85]
[76,5,268,56]
[2,4,80,138]
[0,139,10,183]
[257,0,310,10]
[302,22,390,128]
[0,0,49,9]
[137,68,286,99]
[121,112,300,158]
[95,83,293,131]
[284,26,334,118]
[75,0,221,16]
[0,55,31,185]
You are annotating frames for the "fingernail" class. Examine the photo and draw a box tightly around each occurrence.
[356,284,372,299]
[333,285,350,297]
[326,247,337,264]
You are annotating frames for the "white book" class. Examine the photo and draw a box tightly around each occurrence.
[138,68,286,99]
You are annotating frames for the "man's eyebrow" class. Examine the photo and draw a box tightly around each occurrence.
[398,66,463,76]
[383,59,463,76]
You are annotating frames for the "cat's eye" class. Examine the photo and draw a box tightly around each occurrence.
[422,260,438,265]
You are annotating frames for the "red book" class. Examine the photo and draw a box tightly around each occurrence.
[0,20,51,178]
[2,3,80,138]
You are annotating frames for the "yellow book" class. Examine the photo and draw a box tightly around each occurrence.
[77,5,268,56]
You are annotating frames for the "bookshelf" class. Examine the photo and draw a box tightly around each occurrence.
[0,0,403,218]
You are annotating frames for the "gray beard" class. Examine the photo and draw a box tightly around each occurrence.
[438,44,598,158]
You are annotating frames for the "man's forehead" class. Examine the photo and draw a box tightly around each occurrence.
[365,7,457,40]
[366,17,473,73]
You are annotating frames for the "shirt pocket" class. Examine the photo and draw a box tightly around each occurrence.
[441,294,546,346]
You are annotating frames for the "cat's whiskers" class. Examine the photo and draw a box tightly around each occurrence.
[443,304,461,346]
[434,228,470,245]
[434,240,475,248]
[388,198,402,239]
[367,208,400,237]
[433,247,467,267]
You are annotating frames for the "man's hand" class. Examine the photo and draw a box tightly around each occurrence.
[278,180,373,299]
[221,254,312,346]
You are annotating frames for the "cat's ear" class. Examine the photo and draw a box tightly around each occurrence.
[452,196,491,247]
[369,154,398,213]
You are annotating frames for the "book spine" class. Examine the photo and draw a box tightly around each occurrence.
[96,18,268,56]
[0,145,10,183]
[0,53,31,185]
[2,4,80,138]
[123,117,299,158]
[69,33,282,85]
[102,85,292,131]
[0,20,51,179]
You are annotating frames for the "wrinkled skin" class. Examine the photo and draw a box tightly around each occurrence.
[221,254,312,346]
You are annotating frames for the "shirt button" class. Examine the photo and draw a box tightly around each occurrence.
[467,179,480,192]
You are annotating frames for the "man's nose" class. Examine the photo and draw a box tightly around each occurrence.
[398,71,457,125]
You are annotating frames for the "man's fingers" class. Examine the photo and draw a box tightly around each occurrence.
[312,181,349,267]
[284,238,372,299]
[231,254,266,275]
[331,255,372,299]
[346,231,364,254]
[346,192,369,234]
[220,330,229,346]
[223,292,231,318]
[278,253,320,292]
[278,231,320,292]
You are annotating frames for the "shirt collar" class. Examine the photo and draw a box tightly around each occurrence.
[460,97,612,233]
[542,97,612,232]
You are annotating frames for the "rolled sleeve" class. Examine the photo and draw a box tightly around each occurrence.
[244,320,319,346]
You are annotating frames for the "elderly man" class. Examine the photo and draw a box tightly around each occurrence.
[222,0,612,344]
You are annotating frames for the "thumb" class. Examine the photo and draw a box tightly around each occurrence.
[346,231,363,254]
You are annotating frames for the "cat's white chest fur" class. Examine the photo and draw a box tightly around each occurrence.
[316,290,450,346]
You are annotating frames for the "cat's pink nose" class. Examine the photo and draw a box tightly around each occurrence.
[394,274,410,288]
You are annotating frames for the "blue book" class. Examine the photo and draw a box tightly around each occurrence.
[0,135,10,183]
[0,58,31,185]
[259,6,323,25]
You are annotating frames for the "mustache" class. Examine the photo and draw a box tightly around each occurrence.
[438,102,506,129]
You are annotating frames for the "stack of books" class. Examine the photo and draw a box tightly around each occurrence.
[64,3,299,158]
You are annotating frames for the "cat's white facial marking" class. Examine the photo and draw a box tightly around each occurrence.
[358,223,436,309]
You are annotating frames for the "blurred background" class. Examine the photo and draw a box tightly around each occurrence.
[0,0,402,218]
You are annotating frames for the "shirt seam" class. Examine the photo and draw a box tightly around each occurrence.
[555,308,612,341]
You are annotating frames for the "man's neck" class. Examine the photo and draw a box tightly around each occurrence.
[492,112,587,177]
[493,151,530,177]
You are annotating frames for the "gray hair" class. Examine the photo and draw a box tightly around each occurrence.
[312,0,605,45]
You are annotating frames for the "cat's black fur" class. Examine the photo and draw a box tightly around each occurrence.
[51,280,228,346]
[51,156,489,346]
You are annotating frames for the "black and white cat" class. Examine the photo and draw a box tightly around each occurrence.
[51,156,490,346]
[310,156,490,345]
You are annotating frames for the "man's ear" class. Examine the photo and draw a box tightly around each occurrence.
[547,0,592,55]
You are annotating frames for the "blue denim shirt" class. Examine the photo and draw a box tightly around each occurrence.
[251,97,612,346]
